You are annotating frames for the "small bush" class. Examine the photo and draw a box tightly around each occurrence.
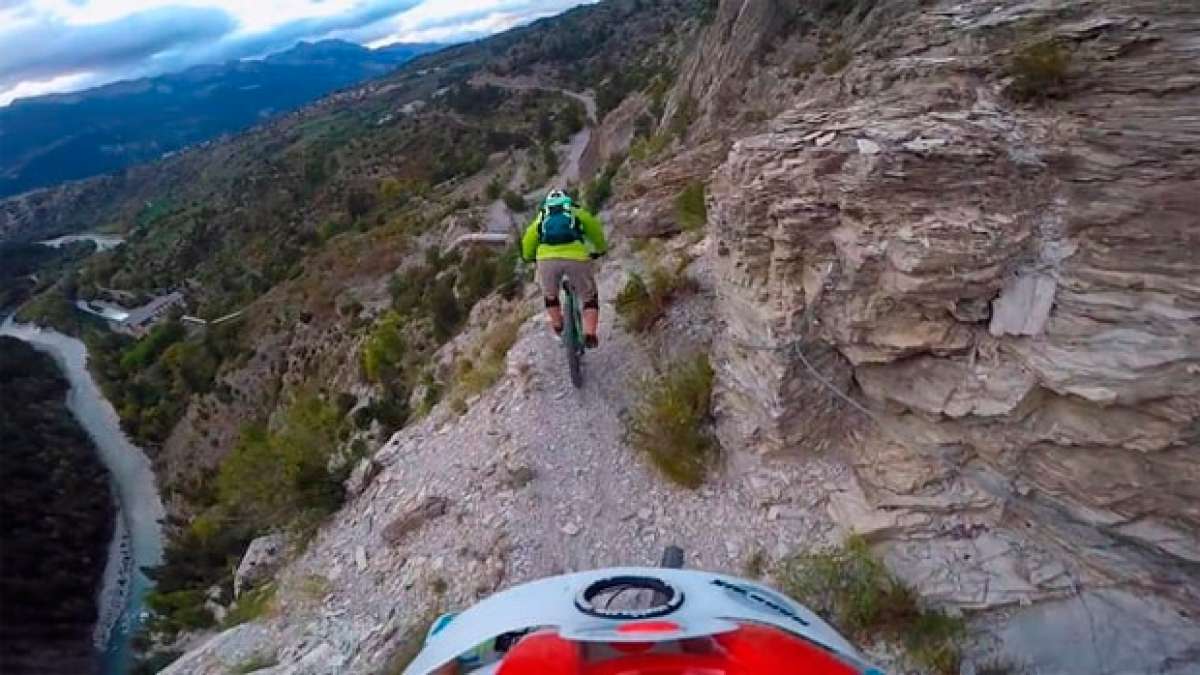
[742,549,768,579]
[585,158,621,212]
[222,584,276,628]
[778,536,965,675]
[450,310,526,407]
[1010,40,1071,101]
[668,95,698,139]
[485,177,503,200]
[614,264,697,334]
[629,133,670,162]
[625,354,717,488]
[823,46,853,75]
[502,190,527,212]
[234,652,279,674]
[675,181,707,230]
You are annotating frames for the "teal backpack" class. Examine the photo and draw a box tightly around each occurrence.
[538,198,582,245]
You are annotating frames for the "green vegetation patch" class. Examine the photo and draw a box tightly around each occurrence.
[823,46,853,75]
[234,652,279,674]
[625,353,717,489]
[1010,40,1071,101]
[217,393,346,526]
[675,180,707,231]
[223,584,277,629]
[614,263,697,334]
[778,536,966,675]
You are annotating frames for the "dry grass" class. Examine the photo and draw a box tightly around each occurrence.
[447,308,528,412]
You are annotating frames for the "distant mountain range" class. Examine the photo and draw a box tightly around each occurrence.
[0,40,443,198]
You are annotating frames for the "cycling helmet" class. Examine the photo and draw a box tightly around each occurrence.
[544,189,572,209]
[403,567,882,675]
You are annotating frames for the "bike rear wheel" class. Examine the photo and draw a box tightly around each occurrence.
[563,285,584,388]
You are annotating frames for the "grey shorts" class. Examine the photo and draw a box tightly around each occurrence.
[538,258,598,305]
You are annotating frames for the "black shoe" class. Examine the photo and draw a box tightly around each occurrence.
[584,334,599,349]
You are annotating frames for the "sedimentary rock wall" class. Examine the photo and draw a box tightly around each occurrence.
[708,0,1200,656]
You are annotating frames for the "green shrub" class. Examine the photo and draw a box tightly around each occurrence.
[216,393,345,527]
[143,589,215,636]
[614,264,696,334]
[234,652,279,674]
[675,181,707,230]
[362,312,407,383]
[823,46,853,75]
[778,536,966,675]
[668,95,698,139]
[585,157,622,212]
[223,584,276,628]
[502,190,527,212]
[120,321,185,371]
[1010,40,1071,101]
[630,134,671,162]
[485,177,503,200]
[625,354,717,488]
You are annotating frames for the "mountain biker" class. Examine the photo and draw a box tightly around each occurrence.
[520,189,608,348]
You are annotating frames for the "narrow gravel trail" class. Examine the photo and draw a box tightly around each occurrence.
[159,263,854,674]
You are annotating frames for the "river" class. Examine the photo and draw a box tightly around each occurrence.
[0,318,164,674]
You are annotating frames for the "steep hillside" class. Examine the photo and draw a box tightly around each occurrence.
[0,337,115,675]
[5,1,1199,674]
[0,40,441,198]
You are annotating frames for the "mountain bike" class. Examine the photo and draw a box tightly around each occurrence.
[560,278,585,388]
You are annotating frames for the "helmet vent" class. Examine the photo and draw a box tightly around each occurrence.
[575,575,685,620]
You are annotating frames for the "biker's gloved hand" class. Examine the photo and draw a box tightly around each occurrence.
[589,251,606,260]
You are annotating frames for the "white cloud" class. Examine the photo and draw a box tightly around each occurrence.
[0,0,592,105]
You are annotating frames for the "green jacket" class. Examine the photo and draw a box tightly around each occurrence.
[521,206,608,262]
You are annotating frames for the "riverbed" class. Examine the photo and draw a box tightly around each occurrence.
[0,318,164,674]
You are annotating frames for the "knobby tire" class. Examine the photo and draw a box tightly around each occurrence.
[564,287,583,388]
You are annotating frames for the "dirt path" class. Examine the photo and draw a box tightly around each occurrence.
[473,74,597,186]
[473,74,598,123]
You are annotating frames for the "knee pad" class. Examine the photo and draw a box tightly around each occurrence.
[583,298,600,311]
[544,296,561,309]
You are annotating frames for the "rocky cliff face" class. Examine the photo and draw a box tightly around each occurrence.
[708,0,1199,669]
[33,1,1198,673]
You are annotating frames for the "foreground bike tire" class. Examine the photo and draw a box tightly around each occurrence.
[563,288,584,389]
[661,545,685,569]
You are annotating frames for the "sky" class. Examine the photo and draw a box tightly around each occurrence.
[0,0,594,105]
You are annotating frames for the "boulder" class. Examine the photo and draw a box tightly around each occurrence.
[234,534,288,598]
[382,496,448,547]
[344,457,382,499]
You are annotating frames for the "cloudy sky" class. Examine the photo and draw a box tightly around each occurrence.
[0,0,593,105]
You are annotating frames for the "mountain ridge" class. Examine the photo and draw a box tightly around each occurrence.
[0,39,444,198]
